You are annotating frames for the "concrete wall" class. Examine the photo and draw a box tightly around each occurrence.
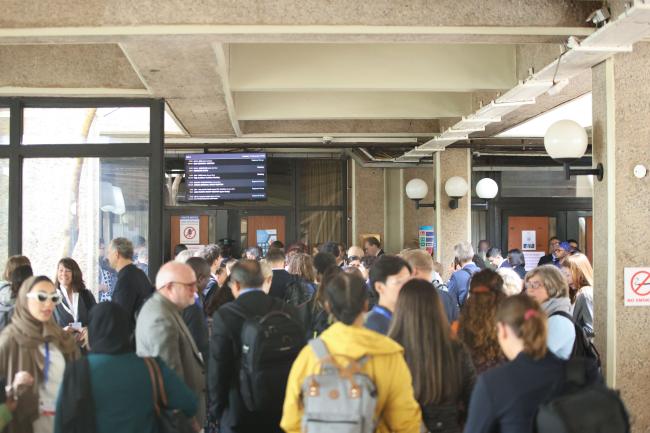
[592,43,650,432]
[403,166,435,249]
[352,162,385,248]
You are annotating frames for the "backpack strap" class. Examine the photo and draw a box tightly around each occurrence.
[461,268,474,278]
[310,338,369,372]
[549,310,575,323]
[565,358,587,387]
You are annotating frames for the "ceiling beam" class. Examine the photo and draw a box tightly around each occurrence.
[230,44,518,92]
[234,91,472,120]
[213,43,242,136]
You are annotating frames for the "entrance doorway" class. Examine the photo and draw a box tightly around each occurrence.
[244,214,287,256]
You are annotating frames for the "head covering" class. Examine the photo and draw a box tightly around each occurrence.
[88,302,132,354]
[558,242,571,252]
[10,276,78,355]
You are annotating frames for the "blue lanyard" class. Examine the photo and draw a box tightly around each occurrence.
[43,342,50,383]
[371,306,392,321]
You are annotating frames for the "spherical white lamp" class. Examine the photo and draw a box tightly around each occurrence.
[405,178,428,200]
[476,178,499,199]
[444,176,469,198]
[544,119,588,161]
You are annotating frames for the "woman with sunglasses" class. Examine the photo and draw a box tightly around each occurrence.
[53,258,97,348]
[0,276,79,433]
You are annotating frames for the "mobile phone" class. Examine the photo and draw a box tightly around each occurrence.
[70,322,82,331]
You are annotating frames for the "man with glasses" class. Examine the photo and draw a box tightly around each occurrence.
[136,261,206,426]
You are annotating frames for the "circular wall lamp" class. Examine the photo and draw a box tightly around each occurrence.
[472,177,499,210]
[544,119,604,181]
[444,176,469,209]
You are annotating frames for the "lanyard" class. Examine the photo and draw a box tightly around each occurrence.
[43,342,50,383]
[371,306,392,321]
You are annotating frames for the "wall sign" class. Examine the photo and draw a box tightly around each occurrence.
[625,267,650,306]
[418,226,435,256]
[179,216,200,245]
[522,230,537,250]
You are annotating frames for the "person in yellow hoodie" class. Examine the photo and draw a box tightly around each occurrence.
[281,272,422,433]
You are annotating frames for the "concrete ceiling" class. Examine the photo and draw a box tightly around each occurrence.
[0,0,602,149]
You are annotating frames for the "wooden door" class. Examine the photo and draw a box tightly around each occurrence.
[508,216,550,270]
[170,215,210,258]
[247,215,286,254]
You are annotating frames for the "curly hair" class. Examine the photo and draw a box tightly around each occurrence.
[458,269,506,373]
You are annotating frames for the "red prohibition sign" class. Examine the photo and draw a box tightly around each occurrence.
[631,271,650,296]
[184,226,197,240]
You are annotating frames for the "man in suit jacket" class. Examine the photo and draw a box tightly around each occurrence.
[209,260,302,433]
[136,261,206,425]
[267,248,292,299]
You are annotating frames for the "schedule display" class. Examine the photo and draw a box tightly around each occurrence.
[185,153,267,201]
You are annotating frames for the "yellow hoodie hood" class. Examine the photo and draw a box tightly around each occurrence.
[318,322,404,360]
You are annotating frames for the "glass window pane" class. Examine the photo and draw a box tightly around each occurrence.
[0,108,8,145]
[23,107,150,144]
[23,157,149,300]
[300,211,342,246]
[0,160,8,262]
[300,160,342,206]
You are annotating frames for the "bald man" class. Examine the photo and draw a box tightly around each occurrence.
[136,261,206,426]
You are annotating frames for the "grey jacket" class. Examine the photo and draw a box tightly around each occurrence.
[136,291,206,424]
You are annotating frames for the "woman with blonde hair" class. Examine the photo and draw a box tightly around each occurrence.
[497,267,523,296]
[286,253,316,283]
[561,253,594,338]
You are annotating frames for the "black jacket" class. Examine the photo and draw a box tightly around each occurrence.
[537,254,554,266]
[111,264,153,331]
[464,351,567,433]
[268,269,292,300]
[183,303,209,365]
[421,341,476,433]
[209,290,301,433]
[54,289,97,328]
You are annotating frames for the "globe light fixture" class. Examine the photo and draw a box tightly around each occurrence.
[473,177,499,210]
[444,176,469,209]
[405,178,435,209]
[544,119,604,181]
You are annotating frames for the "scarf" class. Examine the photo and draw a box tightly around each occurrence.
[541,296,572,316]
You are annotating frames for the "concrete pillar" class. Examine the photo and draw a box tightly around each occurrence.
[592,43,650,432]
[402,166,435,249]
[351,162,385,248]
[436,148,472,279]
[384,169,404,254]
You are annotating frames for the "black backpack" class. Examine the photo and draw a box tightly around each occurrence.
[283,278,316,339]
[550,311,601,367]
[536,359,630,433]
[228,302,306,413]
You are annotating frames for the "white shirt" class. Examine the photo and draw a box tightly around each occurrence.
[58,287,79,323]
[33,343,65,433]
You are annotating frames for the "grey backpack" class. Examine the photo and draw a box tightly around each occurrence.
[301,338,378,433]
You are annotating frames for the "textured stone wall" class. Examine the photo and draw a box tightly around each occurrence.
[593,42,650,432]
[402,166,435,249]
[353,162,385,248]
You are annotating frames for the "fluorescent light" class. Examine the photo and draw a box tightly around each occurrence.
[496,93,592,138]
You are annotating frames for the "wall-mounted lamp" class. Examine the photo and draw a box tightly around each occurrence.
[472,177,499,210]
[405,176,470,210]
[544,119,604,181]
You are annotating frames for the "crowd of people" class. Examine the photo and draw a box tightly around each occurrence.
[0,233,623,433]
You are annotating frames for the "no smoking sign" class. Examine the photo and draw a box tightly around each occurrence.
[624,267,650,306]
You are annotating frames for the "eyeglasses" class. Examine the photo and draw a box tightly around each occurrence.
[168,281,197,290]
[26,292,63,304]
[525,281,545,290]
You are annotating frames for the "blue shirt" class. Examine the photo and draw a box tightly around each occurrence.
[364,305,392,335]
[447,262,481,307]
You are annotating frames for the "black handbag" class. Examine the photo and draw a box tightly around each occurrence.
[144,357,195,433]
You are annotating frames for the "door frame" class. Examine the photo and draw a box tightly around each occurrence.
[487,197,592,250]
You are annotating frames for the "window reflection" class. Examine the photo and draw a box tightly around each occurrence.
[0,108,8,145]
[22,158,149,299]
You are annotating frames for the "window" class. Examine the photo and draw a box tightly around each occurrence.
[300,210,343,246]
[300,160,342,206]
[0,108,8,145]
[0,160,7,262]
[22,157,149,297]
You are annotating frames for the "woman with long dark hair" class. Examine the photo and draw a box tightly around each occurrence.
[389,279,475,433]
[53,258,96,348]
[458,269,507,374]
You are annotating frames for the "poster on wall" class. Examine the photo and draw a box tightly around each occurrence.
[256,229,278,255]
[419,226,436,256]
[624,267,650,306]
[179,216,200,245]
[522,230,537,250]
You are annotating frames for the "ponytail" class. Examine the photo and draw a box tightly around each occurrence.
[496,295,547,359]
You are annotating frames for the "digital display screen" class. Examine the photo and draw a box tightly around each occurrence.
[184,153,267,201]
